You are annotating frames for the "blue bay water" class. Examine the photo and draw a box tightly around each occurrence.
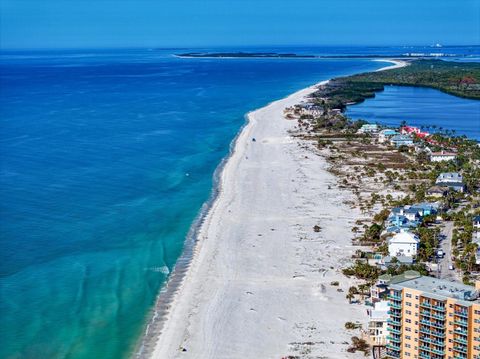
[0,50,385,359]
[346,85,480,140]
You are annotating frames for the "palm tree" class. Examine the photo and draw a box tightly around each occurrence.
[346,292,354,304]
[358,283,369,301]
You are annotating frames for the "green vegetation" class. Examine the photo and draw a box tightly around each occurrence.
[344,322,359,330]
[312,60,480,113]
[347,336,369,356]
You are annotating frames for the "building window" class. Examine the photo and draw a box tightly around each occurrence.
[406,293,412,298]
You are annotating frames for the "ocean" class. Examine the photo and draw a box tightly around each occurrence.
[0,49,386,359]
[0,48,479,359]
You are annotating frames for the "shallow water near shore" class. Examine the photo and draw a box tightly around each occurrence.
[0,49,386,359]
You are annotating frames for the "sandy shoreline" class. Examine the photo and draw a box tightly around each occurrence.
[141,59,407,359]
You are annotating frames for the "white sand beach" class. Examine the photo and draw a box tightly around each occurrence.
[148,60,406,359]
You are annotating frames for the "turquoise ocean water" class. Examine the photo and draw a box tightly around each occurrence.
[0,49,387,359]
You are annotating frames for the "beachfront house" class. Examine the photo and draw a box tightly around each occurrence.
[378,129,398,143]
[430,150,457,162]
[390,134,414,148]
[403,208,420,221]
[435,172,465,192]
[390,207,404,216]
[366,301,389,346]
[378,256,414,271]
[386,212,418,227]
[426,185,449,198]
[388,232,420,257]
[371,274,392,302]
[409,202,439,217]
[387,214,408,227]
[357,124,379,134]
[400,125,429,138]
[386,203,437,230]
[474,215,480,230]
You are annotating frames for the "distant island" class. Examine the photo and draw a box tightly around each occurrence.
[175,52,316,58]
[176,52,463,59]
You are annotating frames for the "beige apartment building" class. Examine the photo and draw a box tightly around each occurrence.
[386,276,480,359]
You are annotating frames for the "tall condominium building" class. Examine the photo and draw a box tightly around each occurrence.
[386,276,480,359]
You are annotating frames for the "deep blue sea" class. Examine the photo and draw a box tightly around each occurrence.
[0,49,389,359]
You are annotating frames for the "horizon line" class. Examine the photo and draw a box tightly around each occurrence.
[1,44,480,52]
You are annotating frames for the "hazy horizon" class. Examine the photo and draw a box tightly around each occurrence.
[1,0,479,50]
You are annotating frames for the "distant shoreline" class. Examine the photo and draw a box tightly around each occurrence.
[175,52,462,59]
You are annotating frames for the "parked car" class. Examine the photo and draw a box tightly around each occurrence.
[449,265,455,270]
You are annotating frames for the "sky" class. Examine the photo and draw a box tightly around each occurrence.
[1,0,479,49]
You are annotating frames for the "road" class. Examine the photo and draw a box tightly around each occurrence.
[437,220,458,281]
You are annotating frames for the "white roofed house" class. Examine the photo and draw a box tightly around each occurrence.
[474,215,480,231]
[390,134,414,148]
[357,124,379,134]
[430,150,457,162]
[388,231,420,258]
[474,216,480,250]
[378,129,398,143]
[435,172,465,192]
[426,185,449,198]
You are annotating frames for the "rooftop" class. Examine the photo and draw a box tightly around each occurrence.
[378,270,420,284]
[370,300,389,321]
[392,276,480,303]
[427,185,449,193]
[391,135,412,141]
[389,231,420,244]
[431,151,457,156]
[437,172,462,181]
